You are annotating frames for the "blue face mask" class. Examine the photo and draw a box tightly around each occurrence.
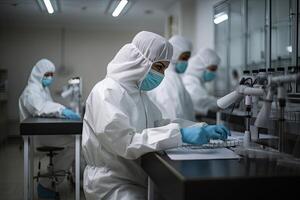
[203,70,216,82]
[140,69,164,91]
[42,76,54,87]
[175,61,188,73]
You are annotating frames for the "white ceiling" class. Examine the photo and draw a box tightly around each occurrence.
[0,0,178,31]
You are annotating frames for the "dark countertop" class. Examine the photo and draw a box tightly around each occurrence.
[20,117,83,135]
[141,152,300,200]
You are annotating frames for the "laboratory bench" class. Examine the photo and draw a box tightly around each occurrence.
[141,151,300,200]
[196,109,300,155]
[20,117,83,200]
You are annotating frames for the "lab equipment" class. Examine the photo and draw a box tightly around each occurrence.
[253,68,275,123]
[61,77,82,115]
[140,69,164,91]
[267,68,275,75]
[35,146,70,199]
[255,69,268,85]
[217,85,264,109]
[217,84,265,146]
[254,87,273,129]
[276,67,285,76]
[252,70,259,77]
[254,73,300,152]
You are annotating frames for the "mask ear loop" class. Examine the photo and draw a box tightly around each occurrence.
[131,44,153,89]
[137,61,153,90]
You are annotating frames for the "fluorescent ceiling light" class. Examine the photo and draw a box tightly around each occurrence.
[112,0,128,17]
[36,0,58,14]
[214,12,228,24]
[43,0,54,14]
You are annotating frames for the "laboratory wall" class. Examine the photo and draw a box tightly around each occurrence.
[195,0,222,51]
[181,0,196,46]
[0,0,223,129]
[0,26,163,122]
[164,0,222,53]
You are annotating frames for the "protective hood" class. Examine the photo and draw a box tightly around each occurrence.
[185,48,220,79]
[106,31,173,89]
[169,35,192,62]
[28,59,55,86]
[19,58,64,122]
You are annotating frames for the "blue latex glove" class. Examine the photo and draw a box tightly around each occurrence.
[62,108,81,120]
[180,125,229,145]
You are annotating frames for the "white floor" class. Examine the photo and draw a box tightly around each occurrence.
[0,138,86,200]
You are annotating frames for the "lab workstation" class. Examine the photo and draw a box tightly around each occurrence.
[1,0,300,199]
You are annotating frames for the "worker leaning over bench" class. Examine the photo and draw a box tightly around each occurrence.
[19,58,80,199]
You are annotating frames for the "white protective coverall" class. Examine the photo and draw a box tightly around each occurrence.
[82,31,187,200]
[19,59,75,188]
[147,35,195,121]
[182,48,221,115]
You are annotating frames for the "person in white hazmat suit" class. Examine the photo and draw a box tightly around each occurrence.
[182,48,221,115]
[147,35,195,121]
[82,31,229,200]
[19,59,80,199]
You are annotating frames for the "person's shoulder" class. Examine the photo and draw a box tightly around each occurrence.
[20,84,41,98]
[165,69,182,82]
[182,74,199,84]
[88,78,125,102]
[92,78,125,93]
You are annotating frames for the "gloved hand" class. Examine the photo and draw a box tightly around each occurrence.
[180,125,229,145]
[62,108,81,120]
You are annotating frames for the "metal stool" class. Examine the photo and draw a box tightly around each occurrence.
[34,146,71,189]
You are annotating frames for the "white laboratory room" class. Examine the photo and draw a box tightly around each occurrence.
[0,0,300,200]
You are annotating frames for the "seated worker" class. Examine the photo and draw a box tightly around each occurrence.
[182,48,221,115]
[82,31,229,200]
[147,35,195,121]
[19,58,80,199]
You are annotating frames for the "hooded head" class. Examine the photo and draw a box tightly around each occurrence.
[185,48,220,80]
[28,59,55,86]
[107,31,173,88]
[168,35,192,61]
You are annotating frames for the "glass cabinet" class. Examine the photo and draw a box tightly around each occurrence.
[271,0,293,69]
[247,0,266,69]
[214,0,244,96]
[214,0,299,95]
[214,1,230,96]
